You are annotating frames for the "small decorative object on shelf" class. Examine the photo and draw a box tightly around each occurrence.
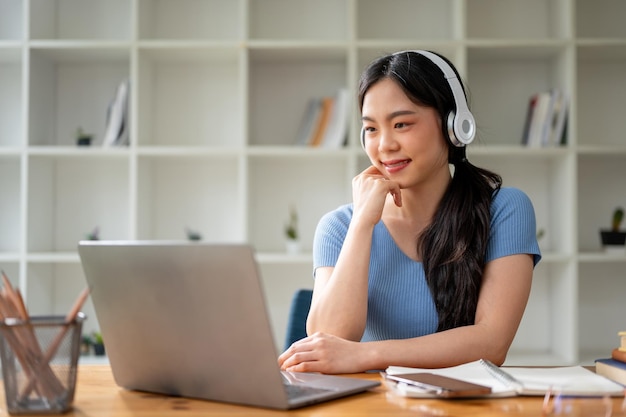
[90,332,105,356]
[600,207,626,251]
[75,127,93,146]
[85,226,100,241]
[80,335,92,356]
[285,205,300,254]
[185,227,202,241]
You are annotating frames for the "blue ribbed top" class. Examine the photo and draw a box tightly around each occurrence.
[313,187,541,342]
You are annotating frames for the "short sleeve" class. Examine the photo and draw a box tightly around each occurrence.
[312,204,353,275]
[486,187,542,266]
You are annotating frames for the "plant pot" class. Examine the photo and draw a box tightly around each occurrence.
[600,230,626,251]
[93,343,106,356]
[285,239,301,255]
[76,136,92,146]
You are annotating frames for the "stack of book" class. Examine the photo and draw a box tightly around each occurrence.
[294,88,349,149]
[520,89,569,148]
[595,331,626,386]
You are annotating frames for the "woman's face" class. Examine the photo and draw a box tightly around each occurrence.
[361,78,450,190]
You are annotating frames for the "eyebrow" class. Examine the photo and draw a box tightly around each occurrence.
[361,110,417,123]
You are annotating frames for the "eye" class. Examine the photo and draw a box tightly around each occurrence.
[394,121,413,130]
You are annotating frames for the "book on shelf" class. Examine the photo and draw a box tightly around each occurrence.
[384,359,625,398]
[102,79,130,147]
[595,358,626,386]
[320,88,350,149]
[521,89,568,148]
[308,97,334,147]
[294,97,322,146]
[294,88,349,148]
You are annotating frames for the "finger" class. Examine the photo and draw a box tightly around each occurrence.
[281,350,317,371]
[361,165,386,178]
[389,185,402,207]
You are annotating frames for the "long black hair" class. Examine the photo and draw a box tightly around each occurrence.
[358,51,502,332]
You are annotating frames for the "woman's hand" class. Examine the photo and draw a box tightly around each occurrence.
[278,332,367,374]
[352,166,402,226]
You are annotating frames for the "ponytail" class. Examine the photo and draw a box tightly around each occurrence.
[420,160,501,331]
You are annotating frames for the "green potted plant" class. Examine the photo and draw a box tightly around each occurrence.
[600,207,626,250]
[285,205,300,254]
[91,331,105,356]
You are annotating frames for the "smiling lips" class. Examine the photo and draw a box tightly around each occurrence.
[382,159,411,174]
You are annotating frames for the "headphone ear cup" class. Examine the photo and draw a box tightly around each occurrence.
[446,110,475,147]
[446,111,461,147]
[360,127,366,149]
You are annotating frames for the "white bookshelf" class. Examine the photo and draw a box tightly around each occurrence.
[1,0,625,364]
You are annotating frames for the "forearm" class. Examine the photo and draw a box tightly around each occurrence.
[361,323,513,371]
[306,221,375,341]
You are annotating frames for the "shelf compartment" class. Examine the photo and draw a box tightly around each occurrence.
[578,262,626,356]
[27,155,131,252]
[136,155,244,242]
[468,45,570,147]
[467,152,574,256]
[249,0,347,41]
[25,262,99,334]
[576,44,626,146]
[0,156,21,252]
[0,48,22,147]
[29,0,131,41]
[576,0,626,39]
[138,0,241,41]
[577,154,626,252]
[137,46,242,147]
[258,263,314,354]
[467,0,570,40]
[508,261,577,365]
[357,0,456,41]
[248,155,351,253]
[0,0,23,41]
[28,47,130,147]
[248,47,348,147]
[356,44,460,78]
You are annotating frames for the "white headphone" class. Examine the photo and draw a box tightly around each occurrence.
[360,50,475,148]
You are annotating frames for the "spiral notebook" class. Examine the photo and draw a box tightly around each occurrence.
[385,359,625,398]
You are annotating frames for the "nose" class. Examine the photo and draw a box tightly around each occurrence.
[378,129,399,151]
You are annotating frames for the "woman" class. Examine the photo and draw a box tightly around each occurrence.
[278,50,541,374]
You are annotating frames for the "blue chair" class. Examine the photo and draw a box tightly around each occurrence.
[283,289,313,351]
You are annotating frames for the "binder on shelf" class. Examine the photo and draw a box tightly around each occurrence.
[102,79,129,147]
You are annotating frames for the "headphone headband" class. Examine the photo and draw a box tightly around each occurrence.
[360,50,475,148]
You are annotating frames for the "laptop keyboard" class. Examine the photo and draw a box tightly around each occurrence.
[284,384,334,399]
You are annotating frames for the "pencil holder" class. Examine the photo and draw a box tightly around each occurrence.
[0,313,85,414]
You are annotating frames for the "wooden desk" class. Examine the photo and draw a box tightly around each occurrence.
[2,365,625,416]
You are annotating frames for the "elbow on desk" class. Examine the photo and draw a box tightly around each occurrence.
[481,341,514,367]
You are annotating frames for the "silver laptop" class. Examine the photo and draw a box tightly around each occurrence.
[77,241,379,409]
